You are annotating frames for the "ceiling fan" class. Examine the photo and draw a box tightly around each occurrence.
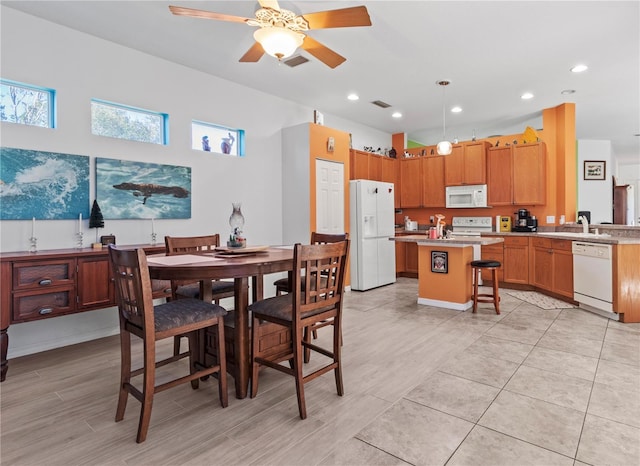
[169,1,372,68]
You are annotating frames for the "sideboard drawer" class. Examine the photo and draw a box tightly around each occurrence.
[12,288,75,322]
[13,260,75,290]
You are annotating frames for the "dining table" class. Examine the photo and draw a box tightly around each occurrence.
[146,246,294,399]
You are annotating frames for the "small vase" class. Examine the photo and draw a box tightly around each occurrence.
[228,202,246,247]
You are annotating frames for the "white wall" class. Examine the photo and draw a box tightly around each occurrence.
[0,7,391,358]
[577,140,613,224]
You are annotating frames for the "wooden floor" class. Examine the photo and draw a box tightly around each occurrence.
[1,278,639,465]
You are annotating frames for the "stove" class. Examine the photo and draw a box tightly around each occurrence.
[450,216,493,237]
[450,217,493,287]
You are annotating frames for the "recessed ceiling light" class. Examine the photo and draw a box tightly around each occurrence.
[561,89,576,95]
[347,93,359,101]
[521,92,534,100]
[392,112,402,118]
[451,106,462,113]
[571,64,588,73]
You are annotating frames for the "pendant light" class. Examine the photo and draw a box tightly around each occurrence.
[436,80,452,155]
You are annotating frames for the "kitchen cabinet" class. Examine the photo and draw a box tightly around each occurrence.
[530,237,573,298]
[513,142,546,205]
[421,155,446,207]
[444,141,489,186]
[350,150,399,207]
[487,146,513,206]
[394,233,419,278]
[480,238,504,283]
[503,236,530,284]
[487,142,546,206]
[613,243,640,322]
[481,235,529,284]
[400,157,422,208]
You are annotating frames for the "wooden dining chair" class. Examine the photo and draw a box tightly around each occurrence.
[249,239,350,419]
[108,245,228,443]
[273,232,348,361]
[165,234,236,355]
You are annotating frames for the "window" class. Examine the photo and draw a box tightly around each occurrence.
[0,79,55,128]
[91,99,168,145]
[192,120,244,156]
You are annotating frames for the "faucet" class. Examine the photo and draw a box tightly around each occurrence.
[578,215,589,234]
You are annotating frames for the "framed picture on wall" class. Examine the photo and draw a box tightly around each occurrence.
[584,160,606,180]
[431,251,448,274]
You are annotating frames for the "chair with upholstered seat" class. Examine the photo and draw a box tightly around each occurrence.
[250,239,350,419]
[165,234,237,355]
[273,232,348,361]
[470,259,501,314]
[108,245,228,443]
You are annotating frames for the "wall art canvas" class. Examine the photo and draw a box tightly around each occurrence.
[0,147,90,220]
[96,157,191,219]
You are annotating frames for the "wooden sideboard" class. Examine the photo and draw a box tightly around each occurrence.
[0,244,168,381]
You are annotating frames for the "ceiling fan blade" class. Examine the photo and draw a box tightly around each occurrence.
[258,0,281,10]
[301,36,346,69]
[302,6,372,29]
[168,5,252,24]
[239,42,265,63]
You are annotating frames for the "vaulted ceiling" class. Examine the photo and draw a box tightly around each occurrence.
[4,1,639,163]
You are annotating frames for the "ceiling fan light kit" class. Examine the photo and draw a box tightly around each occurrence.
[436,80,453,155]
[254,26,304,60]
[169,2,371,68]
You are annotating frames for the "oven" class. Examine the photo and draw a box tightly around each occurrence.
[450,217,494,285]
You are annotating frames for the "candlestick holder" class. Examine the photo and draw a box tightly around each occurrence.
[76,231,84,249]
[29,236,38,253]
[151,232,157,246]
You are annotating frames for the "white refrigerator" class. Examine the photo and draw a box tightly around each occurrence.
[350,180,397,291]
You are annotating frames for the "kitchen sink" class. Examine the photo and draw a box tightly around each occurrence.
[541,232,611,238]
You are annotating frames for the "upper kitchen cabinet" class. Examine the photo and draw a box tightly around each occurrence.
[349,149,370,180]
[444,141,489,186]
[513,142,546,205]
[421,155,446,207]
[487,146,513,205]
[399,157,422,208]
[487,142,546,206]
[349,150,399,206]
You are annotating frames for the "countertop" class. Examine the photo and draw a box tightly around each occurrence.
[391,235,504,247]
[481,231,640,245]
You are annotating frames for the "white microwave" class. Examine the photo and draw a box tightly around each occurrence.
[445,184,488,208]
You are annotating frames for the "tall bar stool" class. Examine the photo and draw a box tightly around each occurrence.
[470,260,501,314]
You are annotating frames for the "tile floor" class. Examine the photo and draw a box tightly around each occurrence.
[1,278,639,465]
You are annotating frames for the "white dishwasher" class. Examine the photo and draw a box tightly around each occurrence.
[572,241,616,319]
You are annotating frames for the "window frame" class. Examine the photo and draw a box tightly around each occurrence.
[192,119,245,157]
[0,78,56,128]
[91,98,169,145]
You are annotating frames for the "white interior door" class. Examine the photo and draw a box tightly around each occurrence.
[316,159,344,234]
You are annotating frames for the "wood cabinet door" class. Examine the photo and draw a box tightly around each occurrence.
[531,246,553,291]
[487,146,513,205]
[422,156,446,207]
[552,249,573,298]
[444,145,464,186]
[380,157,399,206]
[349,150,369,180]
[400,158,422,207]
[503,240,529,284]
[463,141,488,185]
[513,142,546,205]
[368,154,382,181]
[481,243,504,283]
[77,256,114,310]
[405,242,419,275]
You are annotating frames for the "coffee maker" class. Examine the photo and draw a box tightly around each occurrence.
[513,209,538,232]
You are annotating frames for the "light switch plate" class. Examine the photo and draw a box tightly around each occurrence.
[546,215,555,224]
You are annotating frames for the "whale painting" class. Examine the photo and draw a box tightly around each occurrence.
[96,157,191,219]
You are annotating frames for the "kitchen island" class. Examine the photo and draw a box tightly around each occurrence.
[392,235,504,310]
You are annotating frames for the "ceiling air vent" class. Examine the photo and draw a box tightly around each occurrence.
[371,100,391,108]
[283,55,309,67]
